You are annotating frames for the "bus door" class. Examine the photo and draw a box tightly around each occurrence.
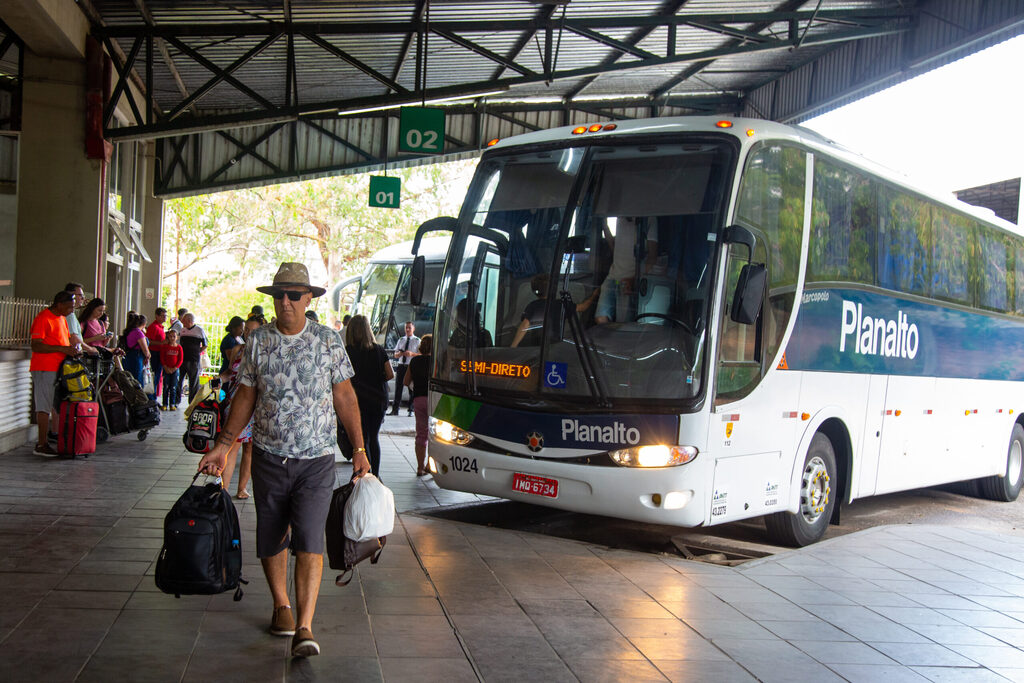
[710,240,797,523]
[875,375,937,494]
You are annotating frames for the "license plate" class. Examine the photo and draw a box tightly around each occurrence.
[512,473,558,498]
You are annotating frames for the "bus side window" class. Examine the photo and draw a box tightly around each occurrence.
[715,242,767,404]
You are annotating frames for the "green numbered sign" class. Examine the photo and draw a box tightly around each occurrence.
[399,107,445,153]
[368,175,401,209]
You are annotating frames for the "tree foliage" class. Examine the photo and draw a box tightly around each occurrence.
[162,160,475,322]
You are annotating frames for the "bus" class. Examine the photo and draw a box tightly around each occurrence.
[415,115,1024,546]
[330,234,451,353]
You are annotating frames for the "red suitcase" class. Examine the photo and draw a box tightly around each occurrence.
[58,401,99,457]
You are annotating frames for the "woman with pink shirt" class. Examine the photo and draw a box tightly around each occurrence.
[79,298,114,348]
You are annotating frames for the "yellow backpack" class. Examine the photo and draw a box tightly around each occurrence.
[60,359,93,401]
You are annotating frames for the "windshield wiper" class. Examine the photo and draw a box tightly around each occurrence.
[560,289,610,408]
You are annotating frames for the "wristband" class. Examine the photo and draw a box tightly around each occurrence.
[353,447,366,453]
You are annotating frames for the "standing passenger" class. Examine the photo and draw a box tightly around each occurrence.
[146,308,167,401]
[30,291,77,456]
[122,313,151,390]
[346,314,393,478]
[390,321,419,416]
[160,329,183,410]
[178,313,207,405]
[404,334,433,476]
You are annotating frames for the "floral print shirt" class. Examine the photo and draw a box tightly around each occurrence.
[239,319,354,458]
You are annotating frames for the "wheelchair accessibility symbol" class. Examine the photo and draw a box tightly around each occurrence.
[544,362,568,389]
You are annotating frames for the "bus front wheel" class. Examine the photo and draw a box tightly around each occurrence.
[765,433,837,547]
[978,424,1024,502]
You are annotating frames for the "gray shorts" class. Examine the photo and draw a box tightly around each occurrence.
[250,447,336,558]
[31,371,57,415]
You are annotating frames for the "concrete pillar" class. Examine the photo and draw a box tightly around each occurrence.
[141,141,164,319]
[0,152,16,298]
[15,51,104,301]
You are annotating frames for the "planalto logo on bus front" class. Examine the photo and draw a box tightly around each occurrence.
[839,300,920,359]
[561,419,641,445]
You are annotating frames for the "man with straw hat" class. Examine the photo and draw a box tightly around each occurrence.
[199,262,370,658]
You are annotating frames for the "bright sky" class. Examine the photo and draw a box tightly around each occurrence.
[802,34,1024,197]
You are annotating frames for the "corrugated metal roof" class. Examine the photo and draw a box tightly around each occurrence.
[70,0,1024,196]
[90,1,927,137]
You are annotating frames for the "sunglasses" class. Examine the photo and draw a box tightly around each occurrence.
[271,290,309,301]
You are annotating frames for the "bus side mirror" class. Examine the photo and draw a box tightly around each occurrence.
[730,263,766,325]
[565,235,588,254]
[410,255,426,307]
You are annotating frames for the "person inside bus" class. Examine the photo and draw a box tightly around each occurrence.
[510,273,598,348]
[449,298,493,349]
[594,216,661,324]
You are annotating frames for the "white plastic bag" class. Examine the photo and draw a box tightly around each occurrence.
[343,474,395,542]
[141,367,155,394]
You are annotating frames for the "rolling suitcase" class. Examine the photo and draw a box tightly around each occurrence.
[57,401,99,457]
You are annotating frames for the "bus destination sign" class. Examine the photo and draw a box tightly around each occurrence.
[458,360,532,378]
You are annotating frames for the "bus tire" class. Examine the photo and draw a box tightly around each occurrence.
[765,433,836,547]
[978,424,1024,502]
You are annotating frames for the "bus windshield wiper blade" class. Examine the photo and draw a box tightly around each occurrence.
[560,289,610,408]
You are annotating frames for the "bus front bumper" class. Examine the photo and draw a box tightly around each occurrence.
[427,441,708,527]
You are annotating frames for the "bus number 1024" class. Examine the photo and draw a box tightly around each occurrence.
[450,456,478,473]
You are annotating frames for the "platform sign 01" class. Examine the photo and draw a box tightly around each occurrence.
[399,107,445,153]
[368,175,400,209]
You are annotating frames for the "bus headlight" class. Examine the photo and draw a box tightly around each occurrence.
[429,418,474,446]
[609,445,698,468]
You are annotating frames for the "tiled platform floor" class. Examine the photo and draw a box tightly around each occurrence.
[3,412,1024,681]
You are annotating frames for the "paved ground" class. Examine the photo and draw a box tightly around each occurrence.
[4,412,1024,681]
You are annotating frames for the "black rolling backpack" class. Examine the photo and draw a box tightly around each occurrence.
[155,472,246,600]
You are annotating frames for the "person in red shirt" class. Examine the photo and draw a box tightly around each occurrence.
[146,307,168,400]
[30,291,78,456]
[160,329,184,410]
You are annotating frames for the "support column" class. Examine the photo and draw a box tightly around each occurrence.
[15,51,104,300]
[141,140,164,318]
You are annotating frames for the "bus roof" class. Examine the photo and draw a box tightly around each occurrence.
[367,235,451,264]
[485,115,1022,237]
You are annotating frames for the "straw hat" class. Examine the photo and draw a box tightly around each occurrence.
[256,262,326,298]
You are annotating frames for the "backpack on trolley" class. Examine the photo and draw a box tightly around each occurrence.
[111,360,160,433]
[59,357,93,402]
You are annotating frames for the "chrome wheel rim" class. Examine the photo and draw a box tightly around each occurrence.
[1009,439,1023,486]
[800,456,831,525]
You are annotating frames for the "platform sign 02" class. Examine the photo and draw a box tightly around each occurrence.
[368,175,401,209]
[399,107,445,153]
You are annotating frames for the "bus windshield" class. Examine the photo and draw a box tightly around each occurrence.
[360,261,443,349]
[360,262,401,344]
[434,138,735,408]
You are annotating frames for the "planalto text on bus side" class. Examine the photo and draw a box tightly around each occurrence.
[839,300,919,359]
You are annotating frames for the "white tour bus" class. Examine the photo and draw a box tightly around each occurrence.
[331,233,452,352]
[414,115,1024,546]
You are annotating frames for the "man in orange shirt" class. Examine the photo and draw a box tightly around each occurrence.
[30,291,79,457]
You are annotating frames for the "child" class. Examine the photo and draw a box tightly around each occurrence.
[160,329,184,410]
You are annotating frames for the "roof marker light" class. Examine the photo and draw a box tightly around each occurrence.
[588,124,603,132]
[746,129,755,137]
[572,126,587,135]
[486,138,500,147]
[603,123,617,131]
[716,120,733,128]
